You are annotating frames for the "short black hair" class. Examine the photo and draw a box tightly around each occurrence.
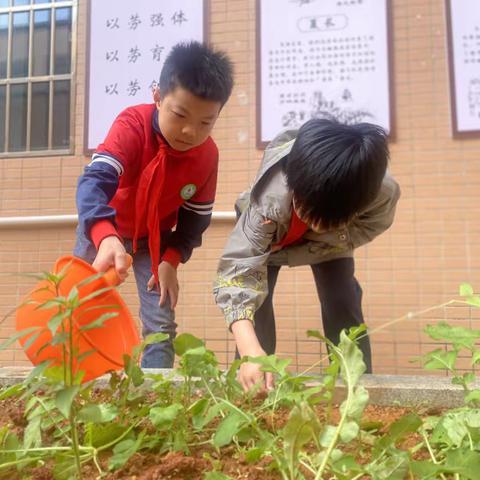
[285,118,389,229]
[159,41,234,106]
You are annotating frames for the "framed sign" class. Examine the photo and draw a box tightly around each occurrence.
[446,0,480,137]
[256,0,393,148]
[85,0,208,153]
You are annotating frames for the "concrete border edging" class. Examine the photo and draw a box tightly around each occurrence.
[0,368,476,408]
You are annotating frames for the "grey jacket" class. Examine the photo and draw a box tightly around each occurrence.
[213,129,401,327]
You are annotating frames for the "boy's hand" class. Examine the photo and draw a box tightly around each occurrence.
[231,320,275,392]
[147,261,179,309]
[238,356,275,393]
[92,235,129,283]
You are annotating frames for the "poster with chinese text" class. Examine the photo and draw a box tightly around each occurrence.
[446,0,480,137]
[257,0,392,147]
[86,0,206,151]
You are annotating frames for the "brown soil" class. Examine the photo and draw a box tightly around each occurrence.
[0,398,436,480]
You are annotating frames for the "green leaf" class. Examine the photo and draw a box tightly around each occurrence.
[108,432,145,470]
[445,449,480,479]
[78,286,115,305]
[319,425,337,448]
[366,452,409,479]
[149,403,183,429]
[410,460,445,478]
[307,329,328,343]
[77,349,96,363]
[213,412,245,448]
[340,420,359,443]
[22,330,42,351]
[173,333,204,356]
[337,330,366,387]
[25,360,52,383]
[388,412,423,441]
[143,332,170,346]
[412,449,480,479]
[46,310,67,335]
[423,348,457,371]
[123,355,144,387]
[36,298,65,310]
[472,350,480,365]
[281,403,320,475]
[190,398,210,430]
[244,447,263,463]
[465,389,480,404]
[195,403,224,430]
[55,386,79,418]
[52,452,78,480]
[340,385,369,419]
[0,427,21,465]
[332,454,363,476]
[375,413,422,452]
[23,414,42,450]
[424,321,480,349]
[0,383,24,400]
[50,331,69,346]
[78,403,119,423]
[460,283,474,296]
[79,312,119,331]
[249,355,291,377]
[84,422,128,448]
[466,296,480,308]
[0,327,39,351]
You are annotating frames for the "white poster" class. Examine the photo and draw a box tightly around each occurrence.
[447,0,480,135]
[257,0,392,146]
[86,0,206,151]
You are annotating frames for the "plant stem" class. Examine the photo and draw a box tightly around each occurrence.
[421,429,447,480]
[96,419,144,452]
[36,396,71,444]
[70,409,83,479]
[314,348,354,480]
[299,458,316,475]
[201,377,225,419]
[300,299,462,377]
[67,310,83,479]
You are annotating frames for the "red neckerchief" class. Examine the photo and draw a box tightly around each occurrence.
[133,135,211,284]
[274,207,309,249]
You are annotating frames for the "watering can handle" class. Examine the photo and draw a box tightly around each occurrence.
[102,254,133,287]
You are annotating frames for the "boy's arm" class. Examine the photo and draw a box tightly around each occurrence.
[76,161,129,276]
[214,205,277,327]
[76,161,120,248]
[214,205,278,391]
[162,166,218,269]
[76,107,143,275]
[348,174,401,249]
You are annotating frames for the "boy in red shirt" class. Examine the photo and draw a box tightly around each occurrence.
[75,42,234,368]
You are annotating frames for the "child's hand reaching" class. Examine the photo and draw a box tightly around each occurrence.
[238,359,274,393]
[231,320,275,392]
[147,261,179,309]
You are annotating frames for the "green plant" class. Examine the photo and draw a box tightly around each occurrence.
[2,281,480,478]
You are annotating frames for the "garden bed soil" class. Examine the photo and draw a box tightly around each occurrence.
[0,397,436,480]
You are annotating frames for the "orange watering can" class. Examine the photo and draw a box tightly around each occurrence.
[15,255,140,382]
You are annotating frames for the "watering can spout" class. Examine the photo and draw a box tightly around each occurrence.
[15,255,140,382]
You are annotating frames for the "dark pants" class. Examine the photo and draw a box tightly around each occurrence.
[241,257,372,373]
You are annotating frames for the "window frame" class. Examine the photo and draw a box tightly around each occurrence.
[0,0,77,157]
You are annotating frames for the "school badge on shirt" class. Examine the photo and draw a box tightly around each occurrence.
[180,183,197,200]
